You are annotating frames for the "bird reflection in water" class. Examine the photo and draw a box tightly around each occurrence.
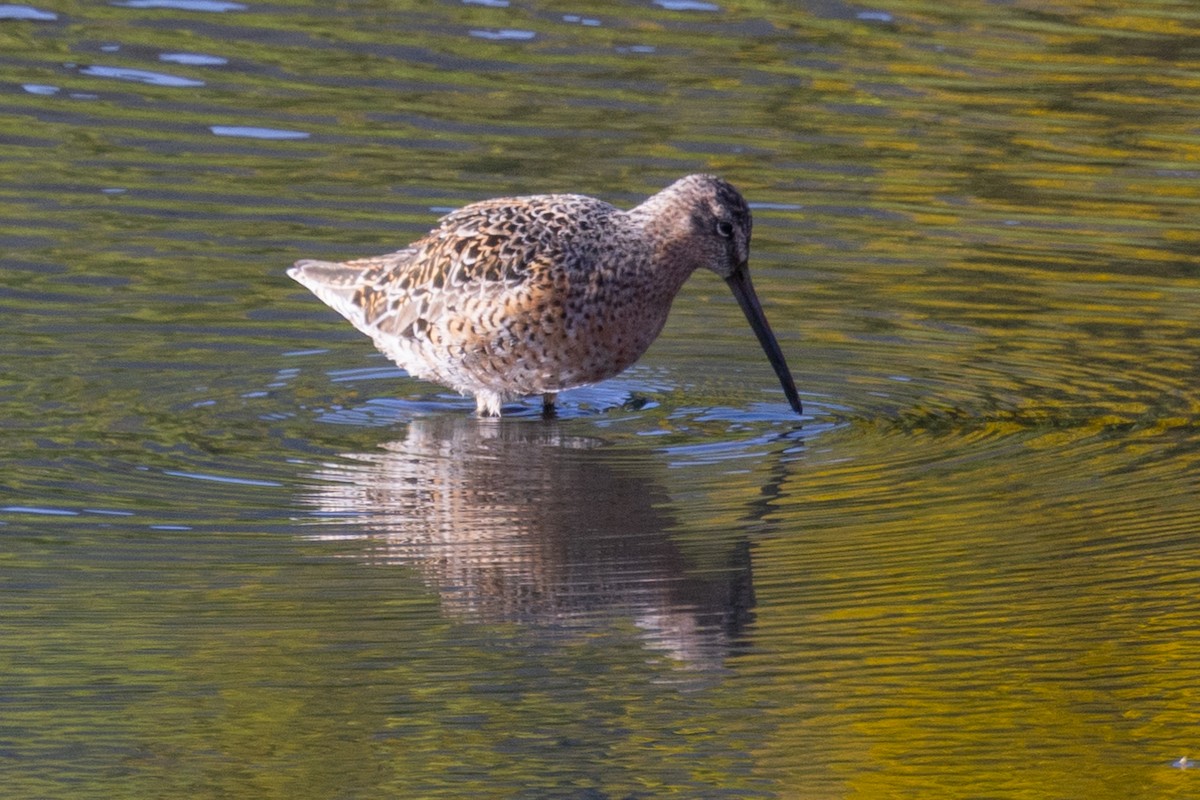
[296,416,756,672]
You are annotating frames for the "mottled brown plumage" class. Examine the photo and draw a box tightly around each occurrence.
[289,174,801,417]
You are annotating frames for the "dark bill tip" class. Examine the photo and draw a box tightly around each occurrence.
[725,269,803,415]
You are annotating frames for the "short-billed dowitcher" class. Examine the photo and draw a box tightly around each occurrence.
[289,174,802,417]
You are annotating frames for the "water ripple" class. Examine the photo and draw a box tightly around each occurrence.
[79,65,205,87]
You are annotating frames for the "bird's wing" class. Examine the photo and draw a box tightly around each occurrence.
[289,196,607,347]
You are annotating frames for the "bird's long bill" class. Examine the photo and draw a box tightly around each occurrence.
[725,267,803,415]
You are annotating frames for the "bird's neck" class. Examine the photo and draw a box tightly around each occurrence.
[621,208,701,300]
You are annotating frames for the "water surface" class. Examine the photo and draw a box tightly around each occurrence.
[2,0,1199,797]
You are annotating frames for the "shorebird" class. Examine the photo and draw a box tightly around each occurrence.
[289,174,802,417]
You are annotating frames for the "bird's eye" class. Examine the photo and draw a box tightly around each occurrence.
[715,220,734,238]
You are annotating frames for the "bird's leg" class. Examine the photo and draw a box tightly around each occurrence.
[475,392,503,417]
[541,392,557,418]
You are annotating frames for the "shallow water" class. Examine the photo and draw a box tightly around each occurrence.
[2,0,1199,797]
